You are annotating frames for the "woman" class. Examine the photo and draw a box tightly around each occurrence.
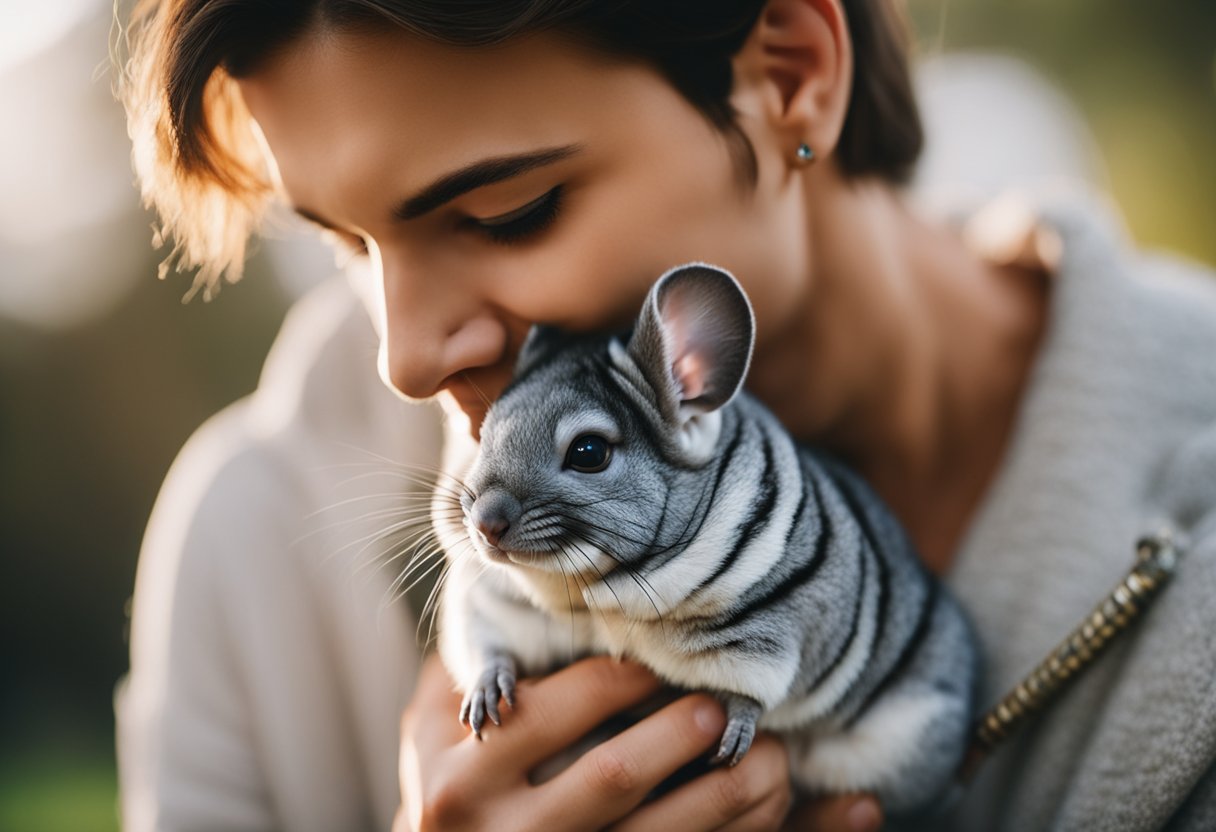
[116,1,1216,830]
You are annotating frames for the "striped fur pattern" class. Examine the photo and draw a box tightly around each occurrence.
[434,265,981,817]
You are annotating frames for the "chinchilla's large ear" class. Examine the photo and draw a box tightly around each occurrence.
[624,263,755,423]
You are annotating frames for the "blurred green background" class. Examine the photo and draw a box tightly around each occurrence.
[0,1,1212,829]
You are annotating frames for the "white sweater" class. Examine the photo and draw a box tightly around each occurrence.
[116,274,445,831]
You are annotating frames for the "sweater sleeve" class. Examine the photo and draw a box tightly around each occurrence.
[116,275,438,832]
[1167,763,1216,831]
[117,405,295,831]
[115,399,423,832]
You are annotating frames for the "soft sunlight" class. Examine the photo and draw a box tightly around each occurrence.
[0,0,98,75]
[0,0,148,329]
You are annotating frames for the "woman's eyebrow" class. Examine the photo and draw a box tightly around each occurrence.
[393,143,583,220]
[290,143,583,232]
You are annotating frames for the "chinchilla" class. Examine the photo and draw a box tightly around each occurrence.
[432,263,980,817]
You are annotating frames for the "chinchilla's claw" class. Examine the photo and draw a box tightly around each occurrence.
[710,714,757,766]
[499,669,517,709]
[710,692,762,766]
[468,688,486,739]
[463,656,518,739]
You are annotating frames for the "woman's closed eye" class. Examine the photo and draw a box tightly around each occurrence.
[469,185,563,245]
[324,184,564,262]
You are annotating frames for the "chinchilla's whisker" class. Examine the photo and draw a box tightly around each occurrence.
[562,541,621,636]
[566,538,628,620]
[371,536,447,585]
[318,511,459,569]
[551,503,701,563]
[513,514,565,545]
[545,510,652,550]
[325,468,438,492]
[318,453,473,500]
[305,487,451,518]
[553,550,579,658]
[367,511,459,582]
[390,545,448,600]
[299,495,459,548]
[384,543,447,620]
[375,540,451,647]
[575,503,704,559]
[557,546,614,663]
[577,519,703,596]
[308,504,456,540]
[517,507,564,529]
[574,533,666,629]
[458,370,494,409]
[419,540,476,650]
[549,493,705,552]
[320,442,475,504]
[296,505,411,549]
[317,517,431,571]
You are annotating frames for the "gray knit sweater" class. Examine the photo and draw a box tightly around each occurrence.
[943,191,1216,831]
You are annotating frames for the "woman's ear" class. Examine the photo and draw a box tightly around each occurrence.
[731,0,853,166]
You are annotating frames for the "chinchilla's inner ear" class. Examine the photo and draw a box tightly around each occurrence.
[626,263,756,421]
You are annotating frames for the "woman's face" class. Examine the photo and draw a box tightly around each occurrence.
[238,24,811,434]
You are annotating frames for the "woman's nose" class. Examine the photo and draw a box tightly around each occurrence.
[377,255,509,400]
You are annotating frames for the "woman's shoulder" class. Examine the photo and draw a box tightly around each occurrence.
[122,277,431,832]
[1128,246,1216,367]
[1039,184,1216,330]
[1017,185,1216,421]
[141,273,443,583]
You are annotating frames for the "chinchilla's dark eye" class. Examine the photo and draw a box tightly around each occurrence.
[565,434,612,473]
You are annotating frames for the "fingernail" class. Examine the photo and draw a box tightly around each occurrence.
[847,798,881,832]
[694,702,725,736]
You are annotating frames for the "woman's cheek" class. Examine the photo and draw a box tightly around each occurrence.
[516,224,651,330]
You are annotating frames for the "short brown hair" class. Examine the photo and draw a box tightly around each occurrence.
[118,0,922,297]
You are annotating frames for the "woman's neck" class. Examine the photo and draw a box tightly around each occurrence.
[748,178,1050,570]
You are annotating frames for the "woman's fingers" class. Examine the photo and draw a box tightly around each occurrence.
[607,733,792,832]
[410,654,663,767]
[539,693,727,830]
[783,793,883,832]
[474,656,664,767]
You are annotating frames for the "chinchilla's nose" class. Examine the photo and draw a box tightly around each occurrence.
[470,489,522,548]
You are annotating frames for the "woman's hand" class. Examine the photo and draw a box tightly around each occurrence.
[394,654,795,831]
[783,795,883,832]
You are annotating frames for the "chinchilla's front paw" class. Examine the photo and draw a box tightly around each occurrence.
[709,692,763,767]
[458,655,517,739]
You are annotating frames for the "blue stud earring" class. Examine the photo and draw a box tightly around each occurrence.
[796,143,815,164]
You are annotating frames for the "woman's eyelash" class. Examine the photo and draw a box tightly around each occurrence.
[321,185,563,258]
[473,186,563,244]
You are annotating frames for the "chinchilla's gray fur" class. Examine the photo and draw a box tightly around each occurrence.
[433,264,981,818]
